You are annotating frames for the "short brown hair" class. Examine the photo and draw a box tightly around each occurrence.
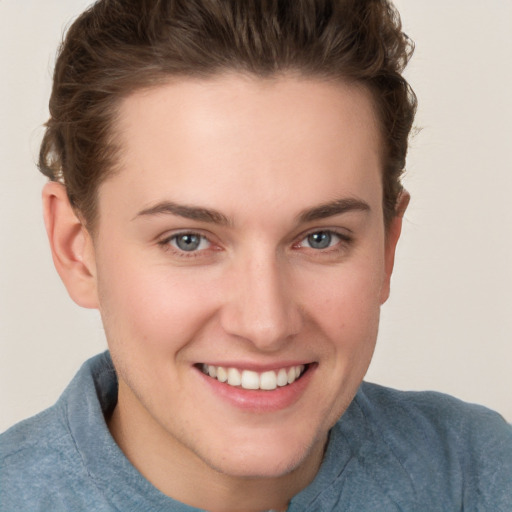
[39,0,416,230]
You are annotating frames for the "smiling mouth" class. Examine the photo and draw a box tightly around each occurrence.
[198,363,310,391]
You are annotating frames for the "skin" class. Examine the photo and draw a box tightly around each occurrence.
[43,74,407,512]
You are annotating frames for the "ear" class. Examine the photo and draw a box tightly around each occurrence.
[42,182,99,309]
[380,190,410,304]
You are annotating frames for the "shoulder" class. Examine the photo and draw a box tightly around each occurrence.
[0,353,117,511]
[349,382,512,509]
[356,381,512,449]
[1,405,70,469]
[0,404,88,510]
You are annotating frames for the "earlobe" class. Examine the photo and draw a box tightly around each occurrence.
[380,190,410,304]
[42,182,99,309]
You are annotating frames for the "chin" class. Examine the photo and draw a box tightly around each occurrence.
[195,426,327,480]
[206,451,306,480]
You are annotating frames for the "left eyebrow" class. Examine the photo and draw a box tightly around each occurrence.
[133,201,231,226]
[297,198,371,223]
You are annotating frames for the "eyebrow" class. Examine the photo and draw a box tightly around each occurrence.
[134,197,370,226]
[297,198,370,223]
[134,201,230,225]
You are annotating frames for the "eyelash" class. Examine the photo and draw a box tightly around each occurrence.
[294,230,352,252]
[158,231,213,258]
[158,229,353,258]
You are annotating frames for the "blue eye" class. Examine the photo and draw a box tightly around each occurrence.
[300,231,343,250]
[170,233,210,252]
[306,231,332,249]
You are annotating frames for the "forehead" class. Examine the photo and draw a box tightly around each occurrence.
[102,74,383,221]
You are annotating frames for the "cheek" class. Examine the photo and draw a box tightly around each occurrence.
[96,255,219,355]
[303,257,385,341]
[297,262,383,428]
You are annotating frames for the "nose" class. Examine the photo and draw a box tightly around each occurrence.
[219,251,302,351]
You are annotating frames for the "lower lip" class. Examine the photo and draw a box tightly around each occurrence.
[196,364,316,413]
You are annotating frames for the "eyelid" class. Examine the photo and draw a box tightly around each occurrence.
[156,227,352,258]
[171,233,211,251]
[300,231,337,248]
[294,227,352,246]
[158,229,218,256]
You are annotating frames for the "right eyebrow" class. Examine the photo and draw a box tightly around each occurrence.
[133,201,231,226]
[297,197,371,224]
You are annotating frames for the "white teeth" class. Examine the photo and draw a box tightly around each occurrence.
[241,370,260,390]
[216,366,228,383]
[277,368,288,387]
[227,368,241,386]
[201,364,307,390]
[260,371,277,391]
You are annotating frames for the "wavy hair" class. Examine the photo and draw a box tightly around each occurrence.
[39,0,416,230]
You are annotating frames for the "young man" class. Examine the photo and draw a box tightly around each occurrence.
[1,1,511,511]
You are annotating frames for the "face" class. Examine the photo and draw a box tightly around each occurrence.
[86,74,399,484]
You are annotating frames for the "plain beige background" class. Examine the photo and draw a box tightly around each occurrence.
[1,0,511,432]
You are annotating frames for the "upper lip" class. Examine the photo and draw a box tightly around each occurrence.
[196,361,313,372]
